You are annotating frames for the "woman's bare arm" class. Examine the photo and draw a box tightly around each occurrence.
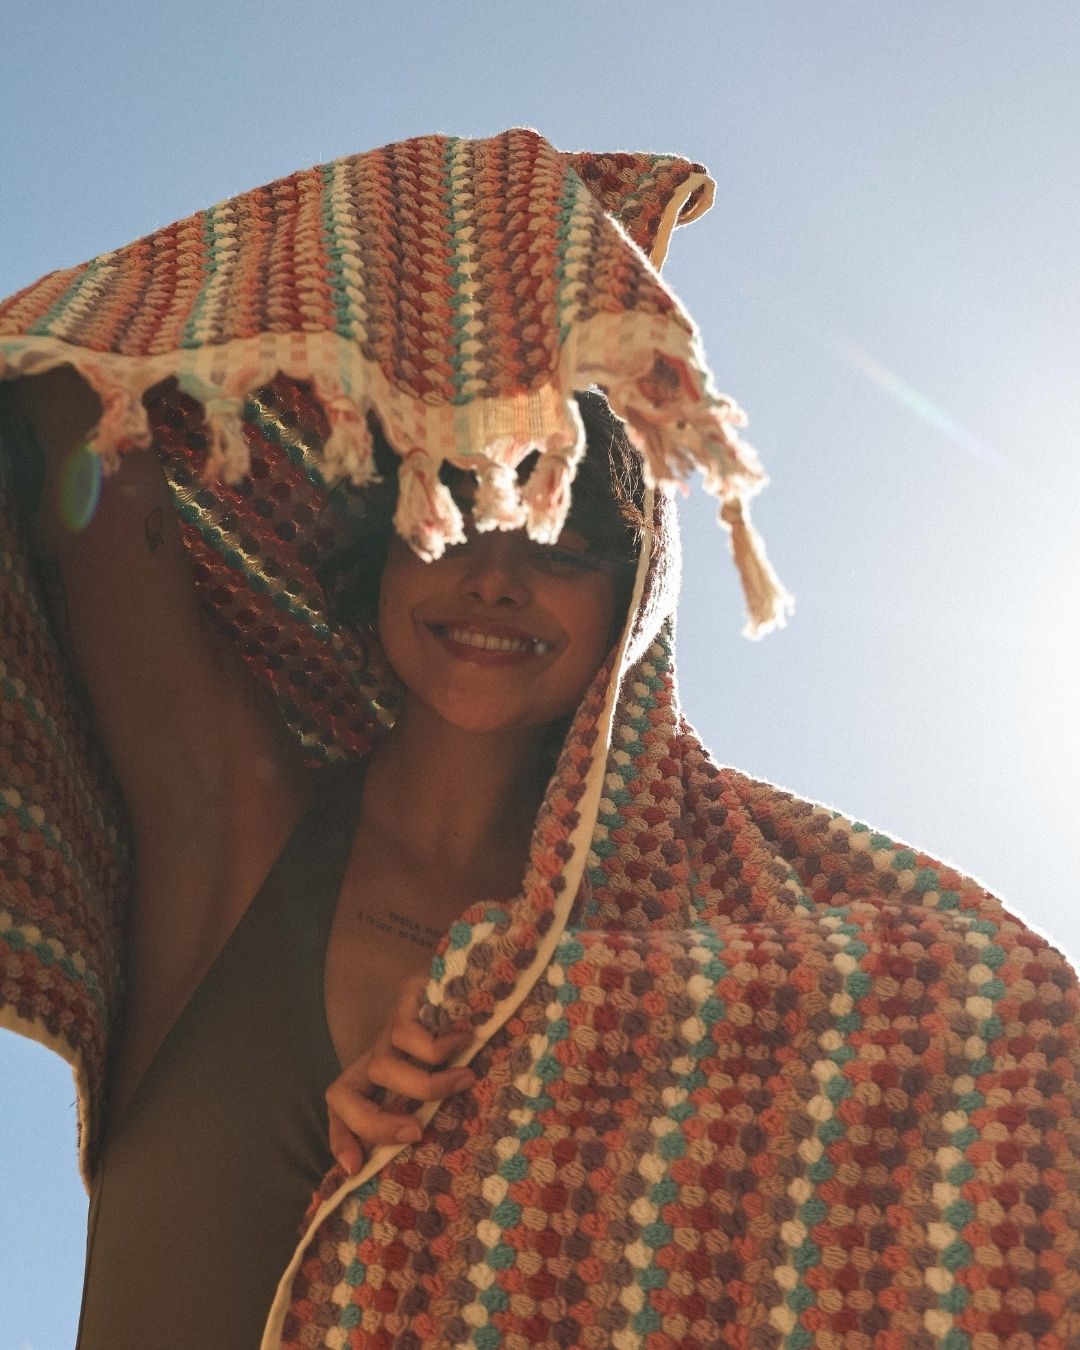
[11,365,306,842]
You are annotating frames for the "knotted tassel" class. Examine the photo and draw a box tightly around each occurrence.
[320,394,378,489]
[394,450,467,561]
[520,450,576,544]
[200,396,252,486]
[84,371,152,471]
[720,496,795,640]
[471,461,527,533]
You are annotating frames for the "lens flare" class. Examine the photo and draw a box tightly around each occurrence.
[741,277,1015,481]
[58,442,102,531]
[833,339,1012,476]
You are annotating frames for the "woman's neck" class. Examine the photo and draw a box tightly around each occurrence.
[360,701,550,881]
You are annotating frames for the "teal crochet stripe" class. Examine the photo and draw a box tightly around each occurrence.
[0,917,105,1011]
[180,203,224,350]
[777,904,862,1350]
[553,170,583,348]
[318,159,356,344]
[169,495,333,641]
[0,668,122,849]
[443,137,479,406]
[244,395,330,490]
[25,254,113,340]
[0,790,110,932]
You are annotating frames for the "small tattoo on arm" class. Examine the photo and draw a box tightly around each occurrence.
[144,506,164,554]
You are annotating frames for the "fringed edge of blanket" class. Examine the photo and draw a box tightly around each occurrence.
[0,310,794,638]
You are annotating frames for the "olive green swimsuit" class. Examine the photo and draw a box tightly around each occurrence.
[76,761,367,1349]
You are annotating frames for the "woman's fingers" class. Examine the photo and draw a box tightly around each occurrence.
[366,1052,476,1101]
[389,1018,472,1066]
[323,970,478,1174]
[387,971,473,1066]
[326,1083,420,1147]
[327,1098,421,1173]
[324,1044,475,1175]
[325,1068,423,1172]
[327,1104,366,1175]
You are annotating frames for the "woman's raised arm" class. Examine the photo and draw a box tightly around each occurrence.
[10,365,304,843]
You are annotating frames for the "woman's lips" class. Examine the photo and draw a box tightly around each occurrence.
[426,623,553,665]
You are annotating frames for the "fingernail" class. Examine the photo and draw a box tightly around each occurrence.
[395,1123,421,1144]
[453,1071,476,1092]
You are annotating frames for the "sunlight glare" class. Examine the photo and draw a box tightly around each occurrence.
[1017,535,1080,860]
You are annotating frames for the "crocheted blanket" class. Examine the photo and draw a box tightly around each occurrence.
[1,132,1078,1347]
[0,128,791,638]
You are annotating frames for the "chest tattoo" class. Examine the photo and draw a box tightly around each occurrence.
[355,906,445,951]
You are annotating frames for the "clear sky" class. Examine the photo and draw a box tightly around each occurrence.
[2,3,1079,1345]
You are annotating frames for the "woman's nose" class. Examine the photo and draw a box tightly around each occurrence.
[457,532,531,606]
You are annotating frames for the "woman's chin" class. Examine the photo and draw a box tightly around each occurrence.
[404,695,553,741]
[437,712,540,740]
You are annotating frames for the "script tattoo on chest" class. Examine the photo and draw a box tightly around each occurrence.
[356,907,445,951]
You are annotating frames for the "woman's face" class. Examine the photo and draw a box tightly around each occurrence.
[377,522,623,738]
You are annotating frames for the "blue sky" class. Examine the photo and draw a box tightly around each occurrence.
[2,3,1079,1345]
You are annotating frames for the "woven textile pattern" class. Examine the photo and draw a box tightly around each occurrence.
[275,622,1080,1349]
[0,440,132,1163]
[146,378,402,762]
[0,139,701,373]
[1,374,1079,1345]
[0,128,792,636]
[0,135,1078,1345]
[561,151,711,261]
[0,131,772,580]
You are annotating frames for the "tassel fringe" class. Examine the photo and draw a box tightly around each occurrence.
[199,397,252,486]
[472,462,528,533]
[80,366,153,473]
[320,395,378,489]
[720,497,795,639]
[394,451,467,561]
[1,312,795,636]
[520,452,577,544]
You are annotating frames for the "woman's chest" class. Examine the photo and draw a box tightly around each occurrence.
[323,859,467,1071]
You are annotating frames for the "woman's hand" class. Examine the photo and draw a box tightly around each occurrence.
[325,971,476,1174]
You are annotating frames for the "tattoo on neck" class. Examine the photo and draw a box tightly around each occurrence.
[355,907,444,951]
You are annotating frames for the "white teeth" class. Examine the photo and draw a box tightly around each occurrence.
[443,627,550,654]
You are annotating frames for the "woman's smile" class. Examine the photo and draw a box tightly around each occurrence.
[425,620,555,664]
[377,526,619,735]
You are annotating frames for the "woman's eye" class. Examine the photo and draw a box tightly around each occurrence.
[529,545,596,570]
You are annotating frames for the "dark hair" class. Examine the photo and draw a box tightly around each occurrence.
[315,389,648,637]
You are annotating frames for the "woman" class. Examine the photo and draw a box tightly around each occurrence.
[2,131,1077,1348]
[11,363,648,1347]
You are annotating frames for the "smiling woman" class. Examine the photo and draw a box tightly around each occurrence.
[2,127,1078,1350]
[314,389,647,648]
[377,524,619,734]
[371,396,642,741]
